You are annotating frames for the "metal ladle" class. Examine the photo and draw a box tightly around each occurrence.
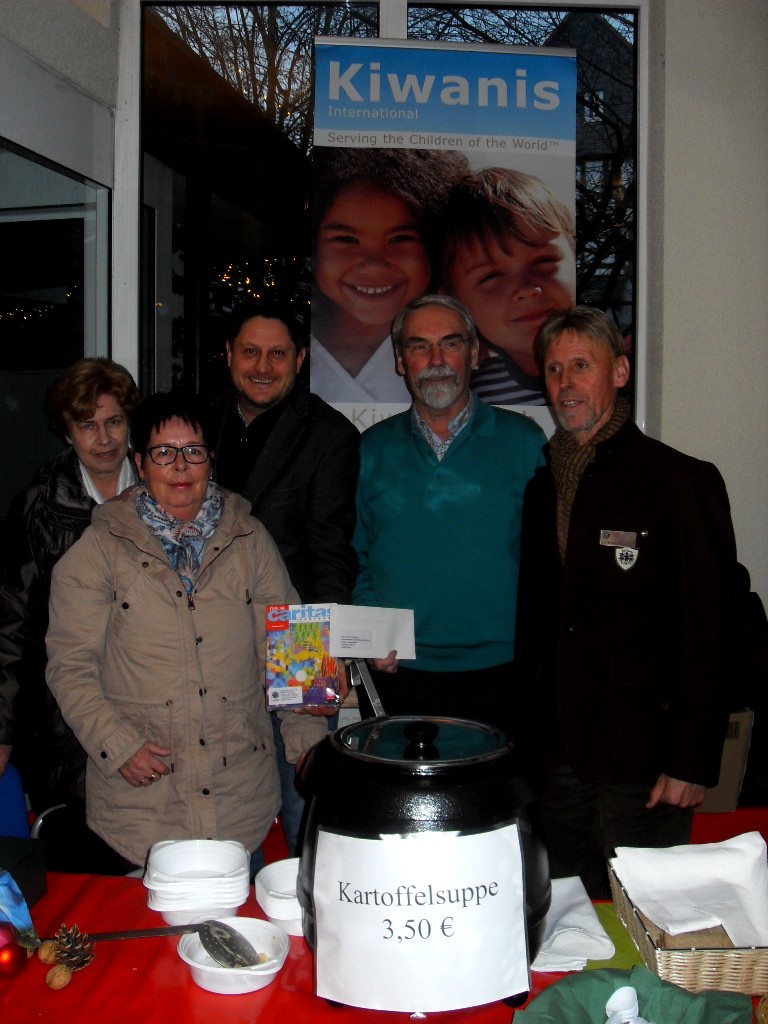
[49,918,267,969]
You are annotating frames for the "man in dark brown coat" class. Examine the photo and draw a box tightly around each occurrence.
[515,306,739,898]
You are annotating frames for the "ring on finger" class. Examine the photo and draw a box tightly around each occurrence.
[150,772,157,781]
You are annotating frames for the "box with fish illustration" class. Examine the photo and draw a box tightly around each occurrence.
[265,604,341,710]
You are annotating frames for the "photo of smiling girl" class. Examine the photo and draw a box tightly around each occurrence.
[311,147,469,403]
[441,167,576,405]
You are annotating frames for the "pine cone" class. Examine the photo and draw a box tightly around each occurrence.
[53,924,95,972]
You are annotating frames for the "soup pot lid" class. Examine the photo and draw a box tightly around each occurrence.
[332,715,510,767]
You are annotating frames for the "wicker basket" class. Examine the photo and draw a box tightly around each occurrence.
[609,865,768,994]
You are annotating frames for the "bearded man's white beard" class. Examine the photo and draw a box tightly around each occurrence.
[417,366,460,410]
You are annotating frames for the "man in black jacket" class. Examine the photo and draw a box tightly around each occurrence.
[516,306,739,898]
[212,300,359,855]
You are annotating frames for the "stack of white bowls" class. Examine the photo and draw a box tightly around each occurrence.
[144,839,250,925]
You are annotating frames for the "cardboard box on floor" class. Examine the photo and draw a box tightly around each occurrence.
[696,709,754,814]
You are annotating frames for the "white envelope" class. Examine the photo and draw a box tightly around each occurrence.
[329,605,416,660]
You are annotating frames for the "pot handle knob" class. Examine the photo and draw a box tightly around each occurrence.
[403,720,440,760]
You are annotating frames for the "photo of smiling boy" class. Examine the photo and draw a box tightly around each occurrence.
[311,147,469,403]
[442,167,576,405]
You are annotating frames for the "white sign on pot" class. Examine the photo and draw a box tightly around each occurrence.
[313,824,528,1012]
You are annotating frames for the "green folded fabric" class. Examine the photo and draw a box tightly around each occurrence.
[516,966,752,1022]
[588,903,643,970]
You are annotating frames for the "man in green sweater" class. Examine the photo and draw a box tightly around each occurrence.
[352,294,546,736]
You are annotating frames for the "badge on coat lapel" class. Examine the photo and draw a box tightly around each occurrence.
[615,546,639,571]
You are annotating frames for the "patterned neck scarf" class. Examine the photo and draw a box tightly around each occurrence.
[136,482,224,593]
[549,396,630,563]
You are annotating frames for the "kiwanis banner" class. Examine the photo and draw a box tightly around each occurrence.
[310,37,576,433]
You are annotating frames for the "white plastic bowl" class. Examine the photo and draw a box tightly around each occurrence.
[148,839,248,879]
[152,902,244,927]
[254,858,302,936]
[145,878,249,902]
[145,863,249,885]
[177,917,290,994]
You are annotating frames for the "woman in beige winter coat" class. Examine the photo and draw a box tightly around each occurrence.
[46,392,327,870]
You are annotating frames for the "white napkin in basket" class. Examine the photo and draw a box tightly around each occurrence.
[531,876,615,972]
[610,831,768,948]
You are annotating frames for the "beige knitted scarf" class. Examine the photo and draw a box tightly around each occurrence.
[549,396,631,562]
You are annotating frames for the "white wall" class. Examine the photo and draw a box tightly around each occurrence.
[0,37,113,187]
[0,0,118,108]
[0,0,115,188]
[648,0,768,606]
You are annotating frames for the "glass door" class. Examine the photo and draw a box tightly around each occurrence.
[0,139,110,519]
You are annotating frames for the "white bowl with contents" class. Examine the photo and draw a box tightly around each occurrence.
[177,917,290,994]
[254,858,302,937]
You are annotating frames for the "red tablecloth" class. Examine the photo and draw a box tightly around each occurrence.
[1,872,559,1023]
[5,872,759,1022]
